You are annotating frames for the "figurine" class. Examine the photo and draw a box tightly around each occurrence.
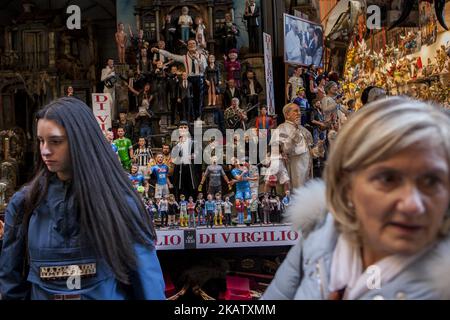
[153,39,207,121]
[205,54,221,107]
[261,193,271,225]
[187,196,196,228]
[224,98,248,130]
[223,49,242,88]
[198,155,231,197]
[153,60,168,112]
[162,15,177,52]
[214,193,224,226]
[235,198,245,225]
[133,137,153,178]
[115,22,128,64]
[249,194,260,225]
[243,0,261,53]
[114,127,133,171]
[205,194,216,228]
[178,72,194,122]
[223,196,233,227]
[150,153,173,200]
[167,65,181,125]
[241,70,263,120]
[196,193,206,226]
[128,164,145,189]
[194,16,207,49]
[159,195,169,228]
[265,103,312,191]
[167,194,179,229]
[179,6,193,43]
[171,121,200,200]
[179,194,189,228]
[218,13,240,54]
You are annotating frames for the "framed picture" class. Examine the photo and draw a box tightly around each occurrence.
[283,13,324,67]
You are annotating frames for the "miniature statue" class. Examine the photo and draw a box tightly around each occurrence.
[128,164,145,189]
[194,16,207,49]
[205,54,221,107]
[152,39,207,121]
[114,127,134,171]
[179,194,189,228]
[198,156,231,196]
[235,198,245,225]
[171,121,200,199]
[265,103,312,191]
[187,196,197,228]
[196,192,206,226]
[214,193,224,226]
[133,137,153,180]
[150,153,173,200]
[224,98,248,130]
[179,6,193,43]
[162,15,177,52]
[205,193,216,228]
[242,70,263,120]
[249,193,260,225]
[218,13,240,54]
[243,0,261,53]
[101,58,117,115]
[159,195,169,228]
[230,158,257,225]
[167,65,181,125]
[223,49,242,88]
[115,23,128,64]
[178,72,194,122]
[261,193,271,224]
[153,60,168,112]
[223,196,233,227]
[167,194,179,229]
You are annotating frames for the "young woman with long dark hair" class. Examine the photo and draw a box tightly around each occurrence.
[0,97,165,300]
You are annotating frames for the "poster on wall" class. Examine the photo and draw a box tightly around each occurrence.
[283,13,324,67]
[263,33,275,115]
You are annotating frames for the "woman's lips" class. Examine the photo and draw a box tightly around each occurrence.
[388,222,425,234]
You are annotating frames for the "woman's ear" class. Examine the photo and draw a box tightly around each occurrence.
[345,180,354,209]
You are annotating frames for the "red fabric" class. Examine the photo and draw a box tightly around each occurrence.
[416,56,423,69]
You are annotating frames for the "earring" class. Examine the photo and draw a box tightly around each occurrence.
[348,201,354,208]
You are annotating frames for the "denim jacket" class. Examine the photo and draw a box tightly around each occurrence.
[0,176,165,300]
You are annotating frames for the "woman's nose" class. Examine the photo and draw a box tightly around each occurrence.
[397,185,426,216]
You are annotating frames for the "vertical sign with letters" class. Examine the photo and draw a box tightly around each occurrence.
[92,93,112,132]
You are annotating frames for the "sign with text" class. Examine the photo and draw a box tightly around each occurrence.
[196,225,299,249]
[156,229,185,251]
[263,33,276,115]
[92,93,112,132]
[155,225,299,250]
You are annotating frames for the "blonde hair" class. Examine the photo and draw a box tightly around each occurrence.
[325,97,450,244]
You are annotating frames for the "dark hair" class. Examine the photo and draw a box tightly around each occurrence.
[347,99,356,108]
[314,28,323,41]
[22,97,156,284]
[361,86,375,105]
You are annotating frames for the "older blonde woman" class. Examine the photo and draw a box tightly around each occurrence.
[262,97,450,300]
